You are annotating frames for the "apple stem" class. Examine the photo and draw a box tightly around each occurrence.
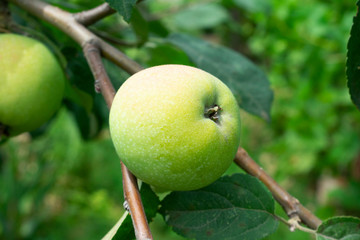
[204,105,222,123]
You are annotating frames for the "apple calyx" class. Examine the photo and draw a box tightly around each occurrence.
[204,104,222,123]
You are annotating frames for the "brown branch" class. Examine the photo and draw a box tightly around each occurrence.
[121,162,153,240]
[8,0,141,73]
[7,1,152,239]
[234,147,322,229]
[98,39,144,75]
[83,41,115,106]
[73,3,115,26]
[83,40,152,240]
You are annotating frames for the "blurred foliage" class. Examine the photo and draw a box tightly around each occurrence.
[1,0,360,239]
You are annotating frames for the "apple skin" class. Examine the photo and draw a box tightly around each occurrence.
[109,64,241,191]
[0,34,65,137]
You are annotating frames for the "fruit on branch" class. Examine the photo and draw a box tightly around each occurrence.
[0,33,65,137]
[109,65,241,191]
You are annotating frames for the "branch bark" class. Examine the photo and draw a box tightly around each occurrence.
[73,3,115,26]
[83,41,151,240]
[7,1,152,239]
[8,0,141,73]
[83,41,115,106]
[234,147,322,229]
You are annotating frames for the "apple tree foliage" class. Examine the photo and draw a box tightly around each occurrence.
[347,1,360,111]
[1,0,360,240]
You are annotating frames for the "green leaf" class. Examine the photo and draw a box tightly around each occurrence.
[145,43,193,67]
[106,0,137,23]
[112,183,160,240]
[346,1,360,111]
[172,3,228,30]
[130,8,148,45]
[167,33,273,121]
[63,47,95,98]
[148,20,169,37]
[316,216,360,240]
[233,0,272,13]
[64,101,100,140]
[160,173,278,240]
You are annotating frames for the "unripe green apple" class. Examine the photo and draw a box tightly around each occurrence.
[0,33,65,137]
[109,65,241,191]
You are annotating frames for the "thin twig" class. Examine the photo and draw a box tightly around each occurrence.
[73,3,115,26]
[7,1,152,239]
[274,215,317,235]
[234,147,322,229]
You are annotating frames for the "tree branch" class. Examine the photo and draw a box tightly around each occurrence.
[73,3,115,26]
[83,41,152,240]
[83,41,115,106]
[121,163,153,240]
[234,147,322,229]
[8,0,141,73]
[7,1,152,239]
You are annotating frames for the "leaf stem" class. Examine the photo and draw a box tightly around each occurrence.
[274,215,317,235]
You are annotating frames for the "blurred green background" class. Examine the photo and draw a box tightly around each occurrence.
[1,0,360,239]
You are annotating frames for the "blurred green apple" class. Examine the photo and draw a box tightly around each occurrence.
[0,33,65,137]
[109,65,241,191]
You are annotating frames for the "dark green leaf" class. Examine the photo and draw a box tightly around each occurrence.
[64,100,100,140]
[317,216,360,240]
[145,43,193,67]
[62,47,102,139]
[167,33,273,121]
[160,173,278,240]
[113,183,160,240]
[106,0,137,23]
[130,8,148,45]
[63,47,95,97]
[148,20,169,37]
[346,1,360,111]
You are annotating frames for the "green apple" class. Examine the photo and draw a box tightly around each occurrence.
[109,64,241,191]
[0,33,65,137]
